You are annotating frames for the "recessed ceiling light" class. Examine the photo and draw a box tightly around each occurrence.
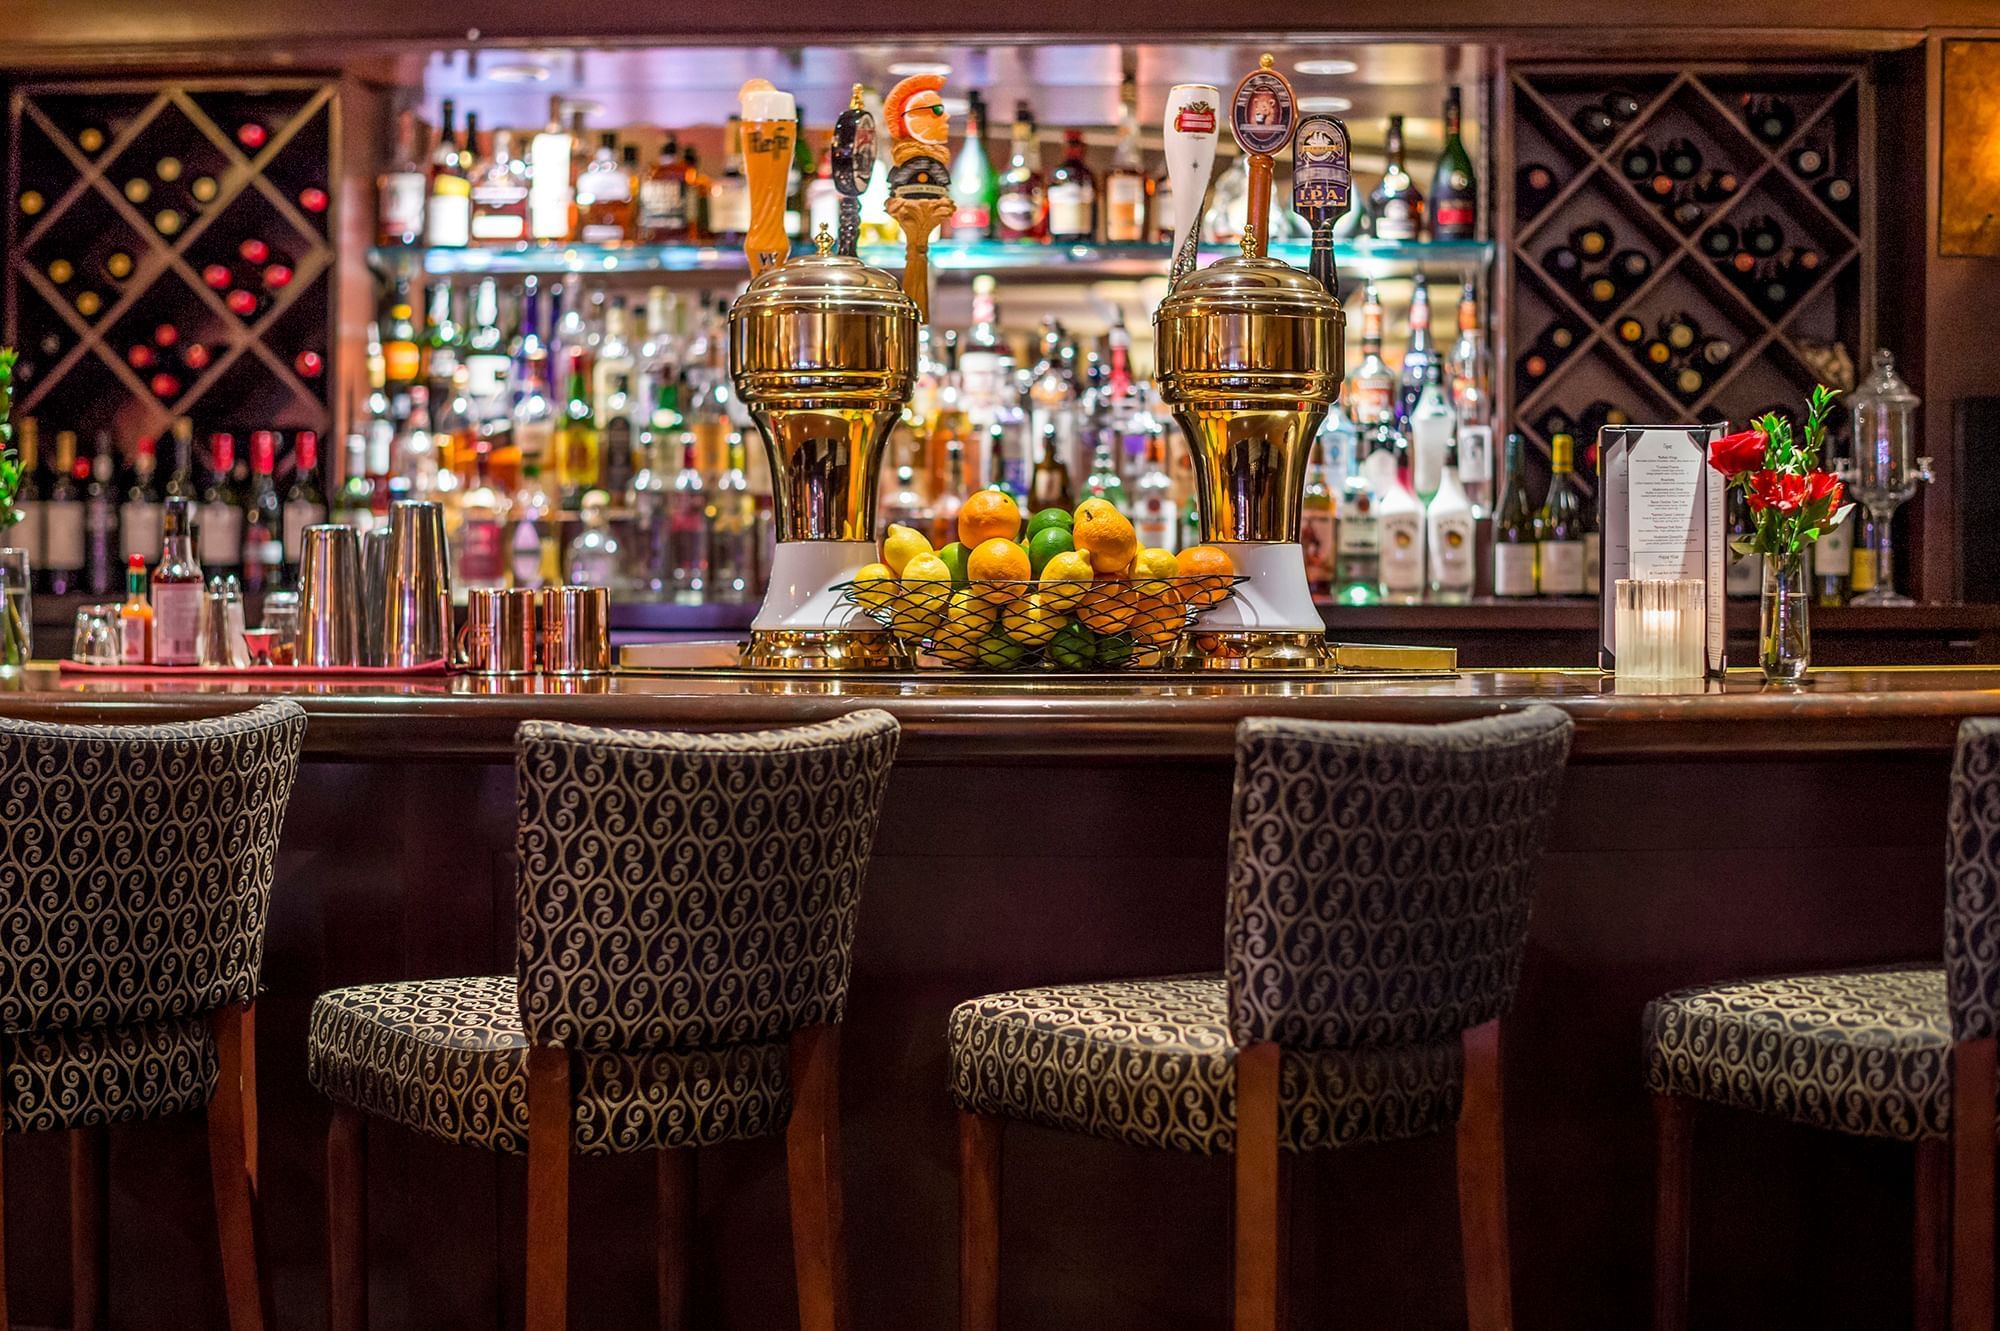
[888,61,952,77]
[1294,58,1360,77]
[485,61,552,83]
[1299,95,1354,113]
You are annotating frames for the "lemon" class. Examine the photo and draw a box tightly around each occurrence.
[932,589,996,665]
[1039,550,1095,612]
[1001,593,1063,649]
[935,541,970,586]
[882,523,933,575]
[1132,547,1180,597]
[893,554,952,638]
[851,562,897,614]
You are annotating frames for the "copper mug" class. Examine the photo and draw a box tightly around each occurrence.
[459,587,539,676]
[539,586,610,675]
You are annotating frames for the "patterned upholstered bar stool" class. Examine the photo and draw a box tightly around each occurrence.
[1646,716,2000,1331]
[950,708,1574,1331]
[0,702,307,1331]
[308,710,899,1331]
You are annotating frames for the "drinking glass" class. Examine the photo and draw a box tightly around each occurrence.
[71,605,121,665]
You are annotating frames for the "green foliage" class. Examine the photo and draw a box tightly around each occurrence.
[1729,384,1847,568]
[0,348,19,530]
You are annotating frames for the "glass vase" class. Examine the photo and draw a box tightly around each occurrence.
[1759,555,1810,683]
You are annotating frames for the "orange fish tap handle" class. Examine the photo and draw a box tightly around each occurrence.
[738,81,797,277]
[882,71,955,322]
[1230,53,1297,262]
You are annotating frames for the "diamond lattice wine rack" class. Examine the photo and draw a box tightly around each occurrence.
[5,78,337,451]
[1502,62,1873,493]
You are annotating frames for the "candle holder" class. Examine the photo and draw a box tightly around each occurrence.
[1613,578,1706,681]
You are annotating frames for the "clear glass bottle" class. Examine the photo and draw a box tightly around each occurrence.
[708,437,755,602]
[457,439,509,593]
[1103,76,1148,243]
[1301,435,1336,595]
[1344,280,1397,425]
[150,495,204,667]
[575,133,635,244]
[996,101,1047,242]
[510,458,551,589]
[667,437,709,604]
[563,490,620,586]
[1082,441,1125,510]
[1397,273,1437,427]
[1448,276,1495,516]
[1409,366,1456,505]
[469,128,530,244]
[1132,434,1176,554]
[1334,473,1380,606]
[709,117,751,245]
[625,424,669,596]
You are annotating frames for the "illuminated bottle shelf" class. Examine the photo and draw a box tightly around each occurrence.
[369,237,1494,282]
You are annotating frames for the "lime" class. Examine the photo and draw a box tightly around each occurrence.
[1026,507,1075,539]
[1094,634,1134,669]
[1027,525,1075,576]
[935,541,970,586]
[978,634,1029,670]
[1048,621,1097,671]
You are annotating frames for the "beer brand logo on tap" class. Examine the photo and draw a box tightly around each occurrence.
[1291,115,1352,213]
[831,101,877,197]
[1231,63,1296,158]
[1175,100,1217,134]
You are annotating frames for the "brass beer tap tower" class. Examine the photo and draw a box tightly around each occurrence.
[1154,56,1347,669]
[729,84,918,669]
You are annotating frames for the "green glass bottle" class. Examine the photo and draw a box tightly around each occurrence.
[1491,433,1538,597]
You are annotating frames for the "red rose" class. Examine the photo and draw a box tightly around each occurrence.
[1747,470,1808,514]
[1708,428,1769,476]
[1806,471,1844,511]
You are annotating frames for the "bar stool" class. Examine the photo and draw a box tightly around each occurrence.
[308,710,899,1331]
[1645,715,2000,1331]
[0,701,307,1331]
[950,708,1574,1331]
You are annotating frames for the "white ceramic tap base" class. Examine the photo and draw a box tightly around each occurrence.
[1191,542,1325,633]
[752,540,880,631]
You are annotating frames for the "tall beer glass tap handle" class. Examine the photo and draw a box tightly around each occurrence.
[739,80,797,278]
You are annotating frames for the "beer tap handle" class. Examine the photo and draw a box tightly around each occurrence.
[1230,54,1297,264]
[1162,84,1220,290]
[1291,115,1353,298]
[883,72,955,322]
[738,80,796,278]
[829,84,876,261]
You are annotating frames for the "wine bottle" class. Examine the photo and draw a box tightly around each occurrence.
[42,430,85,595]
[1570,220,1614,261]
[1662,312,1700,352]
[1583,273,1620,311]
[1612,249,1652,284]
[1542,321,1581,355]
[1815,176,1856,211]
[1620,143,1656,182]
[1516,162,1560,215]
[1669,198,1707,231]
[1537,408,1573,441]
[121,434,163,564]
[1601,89,1644,123]
[1541,244,1583,286]
[241,431,283,597]
[1743,215,1784,257]
[1046,128,1099,244]
[1519,350,1551,385]
[1671,365,1706,399]
[1430,86,1478,241]
[1641,338,1673,369]
[199,433,244,580]
[1644,173,1677,203]
[1571,104,1618,147]
[1744,95,1795,146]
[1614,315,1645,345]
[1691,168,1740,204]
[123,177,151,204]
[1701,222,1739,257]
[1789,142,1829,178]
[1662,138,1702,180]
[104,251,132,281]
[1755,270,1792,314]
[1700,336,1733,366]
[84,431,118,597]
[1535,433,1586,596]
[1491,433,1538,597]
[282,431,328,577]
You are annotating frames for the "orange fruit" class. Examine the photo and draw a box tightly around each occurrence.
[1073,497,1120,527]
[967,536,1031,588]
[1175,544,1236,606]
[1074,508,1139,574]
[957,489,1022,547]
[1076,582,1137,636]
[1127,589,1184,647]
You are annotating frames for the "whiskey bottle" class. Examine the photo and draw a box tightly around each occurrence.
[996,102,1048,242]
[1103,78,1149,244]
[1047,128,1099,244]
[1430,86,1477,241]
[469,128,530,244]
[425,99,471,248]
[637,134,690,243]
[377,108,427,247]
[1344,280,1397,424]
[576,133,635,244]
[709,118,751,244]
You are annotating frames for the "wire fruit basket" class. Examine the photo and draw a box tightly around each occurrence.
[837,574,1244,671]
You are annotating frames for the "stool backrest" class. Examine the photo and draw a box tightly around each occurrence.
[1225,707,1573,1051]
[1946,717,2000,1041]
[515,709,900,1052]
[0,702,306,1033]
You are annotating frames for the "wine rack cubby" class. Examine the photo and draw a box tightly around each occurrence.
[1501,62,1872,495]
[4,78,337,461]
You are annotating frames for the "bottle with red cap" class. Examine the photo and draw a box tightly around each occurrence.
[199,433,244,580]
[282,431,327,580]
[242,431,283,596]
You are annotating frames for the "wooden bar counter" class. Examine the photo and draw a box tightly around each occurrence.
[3,664,1989,1330]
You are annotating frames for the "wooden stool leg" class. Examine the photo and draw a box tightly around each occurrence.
[1916,1138,1951,1331]
[1651,1092,1696,1331]
[1953,1037,1996,1331]
[1233,1041,1283,1331]
[70,1126,110,1331]
[327,1107,368,1331]
[786,1024,851,1331]
[657,1148,694,1331]
[526,1045,573,1331]
[1456,1019,1514,1331]
[958,1110,1003,1331]
[207,1002,266,1331]
[1,1040,11,1331]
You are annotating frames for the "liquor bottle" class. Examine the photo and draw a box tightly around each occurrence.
[1448,277,1495,515]
[1691,168,1740,204]
[1661,138,1701,180]
[553,354,600,506]
[1427,437,1474,603]
[513,349,556,474]
[950,91,997,241]
[199,433,243,580]
[1375,446,1425,604]
[1744,95,1795,146]
[576,133,635,244]
[666,437,709,603]
[378,108,427,246]
[1431,86,1477,241]
[1344,280,1397,424]
[1028,424,1073,511]
[469,128,530,244]
[425,99,471,248]
[1409,365,1455,504]
[448,439,505,593]
[42,430,85,595]
[1701,222,1738,258]
[1082,441,1124,509]
[600,374,635,503]
[1104,78,1148,244]
[709,117,751,245]
[1132,434,1176,554]
[708,438,755,602]
[1516,162,1560,216]
[1815,459,1857,605]
[1359,408,1410,503]
[997,102,1048,242]
[528,96,576,243]
[1571,104,1618,147]
[932,437,969,551]
[118,555,151,663]
[880,452,930,533]
[559,490,617,587]
[509,459,551,589]
[1397,274,1437,427]
[681,147,712,241]
[786,113,814,240]
[282,430,326,577]
[84,431,118,597]
[1300,434,1336,593]
[1815,176,1856,211]
[462,279,511,418]
[637,134,689,243]
[1742,215,1784,257]
[383,282,421,396]
[240,431,282,596]
[423,280,462,408]
[1536,433,1586,596]
[150,497,203,667]
[121,434,163,564]
[1333,460,1380,606]
[1047,128,1098,245]
[1370,115,1425,241]
[1492,433,1538,597]
[12,419,43,573]
[1620,143,1656,182]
